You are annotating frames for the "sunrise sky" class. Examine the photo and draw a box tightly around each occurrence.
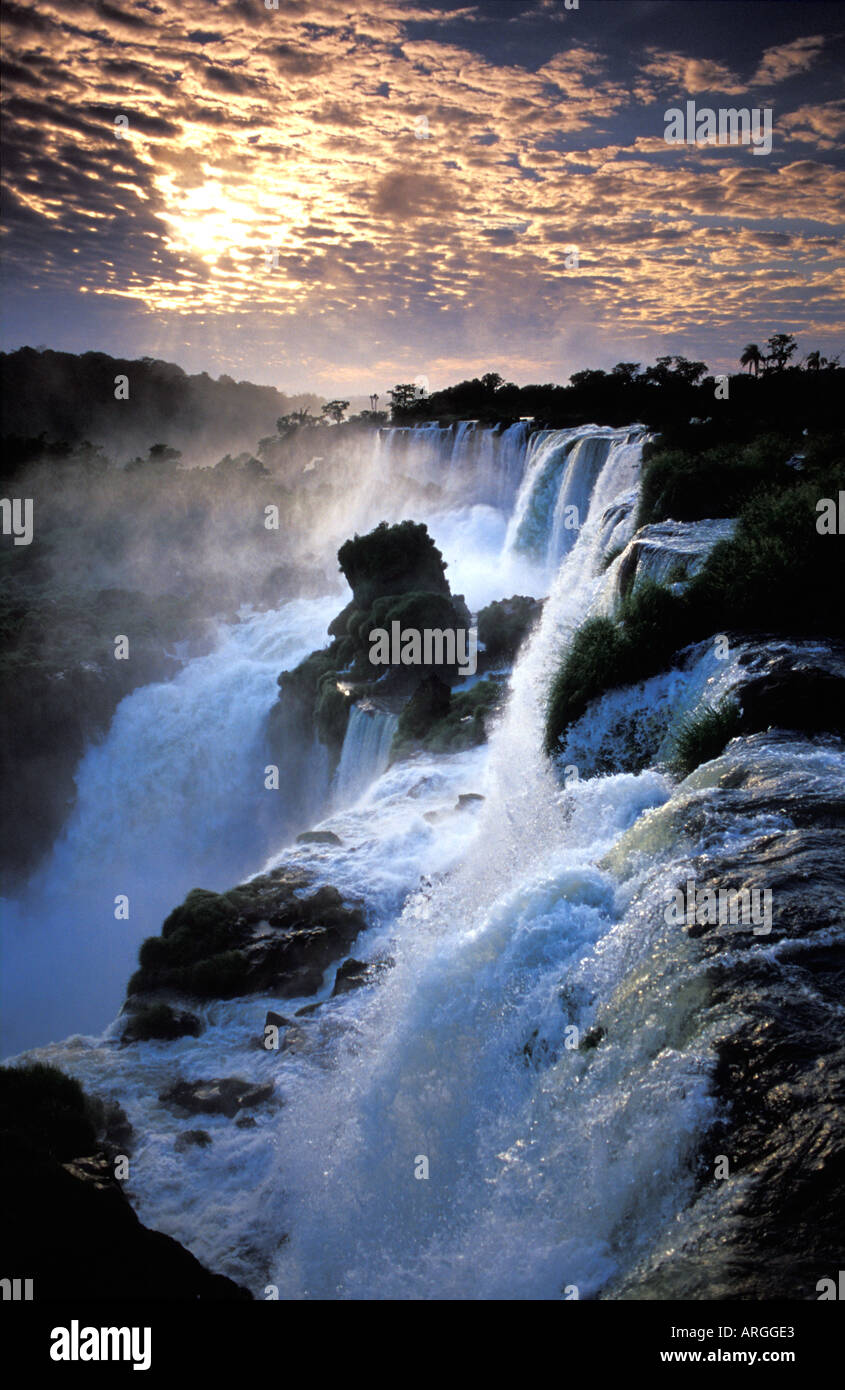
[1,0,843,395]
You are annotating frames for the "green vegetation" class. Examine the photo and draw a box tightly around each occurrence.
[121,1002,201,1042]
[545,581,690,753]
[637,433,793,527]
[477,595,542,663]
[0,1062,97,1161]
[337,519,450,608]
[392,678,504,760]
[670,699,743,777]
[545,433,844,755]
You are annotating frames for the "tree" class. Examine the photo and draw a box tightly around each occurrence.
[276,410,317,431]
[804,350,826,372]
[611,362,641,384]
[388,384,421,418]
[764,334,798,372]
[643,356,708,387]
[740,343,763,376]
[321,399,350,424]
[480,372,504,393]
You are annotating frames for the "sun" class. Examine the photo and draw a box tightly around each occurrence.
[158,179,261,264]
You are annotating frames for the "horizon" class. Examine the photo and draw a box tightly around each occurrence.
[1,0,843,395]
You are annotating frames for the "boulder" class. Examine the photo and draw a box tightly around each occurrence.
[121,1002,202,1043]
[127,869,367,1002]
[159,1077,275,1119]
[174,1129,212,1152]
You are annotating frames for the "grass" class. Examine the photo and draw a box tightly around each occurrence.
[670,699,743,777]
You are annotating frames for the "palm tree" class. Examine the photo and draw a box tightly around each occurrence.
[740,343,763,376]
[804,350,827,371]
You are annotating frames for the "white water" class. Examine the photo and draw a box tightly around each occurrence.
[9,420,739,1299]
[0,597,339,1053]
[333,705,399,807]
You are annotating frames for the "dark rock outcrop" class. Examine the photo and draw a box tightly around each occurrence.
[296,829,342,846]
[160,1077,275,1119]
[128,869,367,1002]
[174,1129,212,1151]
[0,1062,250,1300]
[121,1001,203,1043]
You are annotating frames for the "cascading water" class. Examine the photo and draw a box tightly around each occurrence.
[11,416,844,1303]
[20,424,710,1300]
[333,705,399,807]
[0,596,339,1054]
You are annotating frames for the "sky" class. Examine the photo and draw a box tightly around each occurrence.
[1,0,843,395]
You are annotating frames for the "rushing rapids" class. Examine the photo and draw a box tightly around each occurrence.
[6,420,843,1300]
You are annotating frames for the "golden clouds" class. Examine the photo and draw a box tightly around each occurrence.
[1,0,842,384]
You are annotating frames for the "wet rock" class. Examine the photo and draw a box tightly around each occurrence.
[61,1153,115,1192]
[159,1077,275,1119]
[121,1002,203,1043]
[127,869,367,1003]
[614,519,736,605]
[736,663,845,738]
[235,1115,257,1129]
[296,829,342,846]
[174,1129,212,1152]
[331,956,393,997]
[265,1010,293,1029]
[456,793,485,809]
[605,729,845,1301]
[331,958,370,996]
[87,1096,134,1151]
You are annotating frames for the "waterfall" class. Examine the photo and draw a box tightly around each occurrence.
[333,705,399,807]
[15,416,843,1302]
[13,419,726,1302]
[504,425,645,575]
[377,419,531,512]
[0,596,339,1054]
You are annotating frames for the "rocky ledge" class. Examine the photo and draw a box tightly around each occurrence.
[0,1062,251,1300]
[126,866,367,1005]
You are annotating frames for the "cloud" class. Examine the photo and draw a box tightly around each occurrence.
[0,0,841,390]
[638,50,746,96]
[752,36,825,86]
[781,100,845,151]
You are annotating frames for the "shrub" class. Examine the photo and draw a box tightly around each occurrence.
[122,1003,201,1042]
[638,434,793,528]
[686,472,845,637]
[338,520,450,607]
[392,677,503,759]
[0,1062,96,1161]
[670,699,743,776]
[545,617,628,753]
[544,584,690,752]
[477,596,542,662]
